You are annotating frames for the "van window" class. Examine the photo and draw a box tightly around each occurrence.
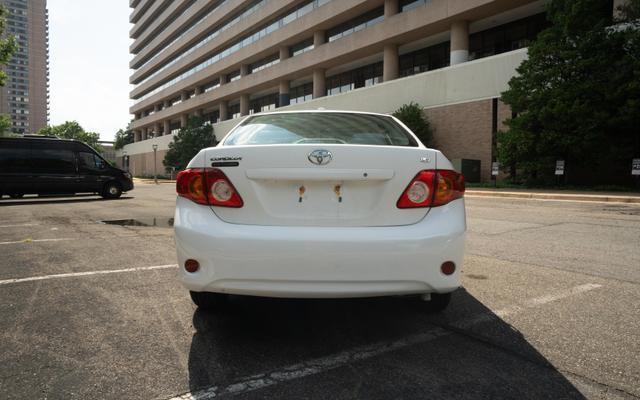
[31,147,76,174]
[0,142,30,173]
[78,151,105,172]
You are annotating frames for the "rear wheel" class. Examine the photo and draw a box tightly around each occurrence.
[417,292,452,313]
[101,182,122,199]
[189,291,227,311]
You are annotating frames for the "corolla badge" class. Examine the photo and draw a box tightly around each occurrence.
[308,149,333,165]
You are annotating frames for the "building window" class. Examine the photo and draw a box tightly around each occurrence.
[327,62,383,96]
[290,83,313,105]
[399,41,450,77]
[469,13,549,60]
[327,7,384,42]
[290,38,314,57]
[249,53,279,74]
[229,103,240,119]
[250,93,278,114]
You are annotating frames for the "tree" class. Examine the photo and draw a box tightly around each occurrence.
[114,125,134,150]
[38,121,103,152]
[0,5,17,87]
[499,0,640,185]
[0,114,14,137]
[0,5,17,134]
[163,117,217,172]
[392,102,434,147]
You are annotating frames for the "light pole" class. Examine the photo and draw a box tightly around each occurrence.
[152,144,158,184]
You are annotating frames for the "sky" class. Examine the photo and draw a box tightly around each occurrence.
[48,0,132,141]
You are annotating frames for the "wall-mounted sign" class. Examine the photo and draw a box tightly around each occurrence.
[632,159,640,176]
[491,162,499,176]
[555,160,565,176]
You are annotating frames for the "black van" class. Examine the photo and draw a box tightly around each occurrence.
[0,136,133,199]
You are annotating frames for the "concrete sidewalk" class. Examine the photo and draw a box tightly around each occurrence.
[466,189,640,203]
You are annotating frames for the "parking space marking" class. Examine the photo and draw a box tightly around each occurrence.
[0,238,74,246]
[0,223,40,228]
[170,282,604,400]
[0,264,178,286]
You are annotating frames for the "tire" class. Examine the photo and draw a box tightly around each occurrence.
[418,292,452,313]
[9,193,24,199]
[101,182,122,199]
[189,291,227,311]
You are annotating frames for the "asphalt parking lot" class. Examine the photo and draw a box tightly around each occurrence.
[1,183,639,400]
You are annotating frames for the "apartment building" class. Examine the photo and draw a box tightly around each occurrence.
[124,0,551,180]
[0,0,49,134]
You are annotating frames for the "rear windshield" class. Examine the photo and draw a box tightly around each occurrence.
[224,113,418,147]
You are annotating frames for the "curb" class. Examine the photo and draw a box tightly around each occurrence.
[133,179,176,184]
[466,190,640,204]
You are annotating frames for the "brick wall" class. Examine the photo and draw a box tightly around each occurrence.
[424,98,512,182]
[424,99,493,182]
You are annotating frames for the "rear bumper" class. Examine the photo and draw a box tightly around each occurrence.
[174,197,466,298]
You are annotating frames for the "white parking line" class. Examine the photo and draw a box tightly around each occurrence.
[0,238,74,246]
[0,264,179,286]
[170,283,604,400]
[0,223,40,228]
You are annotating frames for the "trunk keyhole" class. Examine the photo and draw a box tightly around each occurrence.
[298,186,306,203]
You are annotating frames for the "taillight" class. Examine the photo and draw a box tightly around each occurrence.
[176,168,243,207]
[397,170,465,208]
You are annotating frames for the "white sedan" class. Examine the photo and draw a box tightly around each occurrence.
[174,110,466,312]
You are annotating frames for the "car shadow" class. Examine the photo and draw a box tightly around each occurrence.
[186,289,586,399]
[0,195,133,207]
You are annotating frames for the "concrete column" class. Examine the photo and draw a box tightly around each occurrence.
[450,20,469,65]
[195,86,203,95]
[164,100,171,108]
[181,114,188,128]
[219,74,228,85]
[154,123,161,137]
[163,120,171,136]
[383,43,399,82]
[195,109,203,118]
[240,64,249,77]
[279,80,290,107]
[384,0,399,17]
[181,91,189,102]
[313,68,326,99]
[142,128,148,141]
[133,130,141,142]
[219,101,228,121]
[279,46,290,61]
[154,104,162,112]
[240,94,250,116]
[313,30,326,47]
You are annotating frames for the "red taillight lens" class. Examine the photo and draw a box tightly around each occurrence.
[204,168,243,208]
[397,170,465,208]
[176,168,243,207]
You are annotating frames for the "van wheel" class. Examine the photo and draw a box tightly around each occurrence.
[418,292,452,313]
[102,182,122,199]
[189,291,227,311]
[9,193,24,199]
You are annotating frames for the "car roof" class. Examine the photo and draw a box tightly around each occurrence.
[244,109,393,118]
[0,136,79,142]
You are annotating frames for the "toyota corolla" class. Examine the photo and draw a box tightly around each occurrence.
[174,110,466,312]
